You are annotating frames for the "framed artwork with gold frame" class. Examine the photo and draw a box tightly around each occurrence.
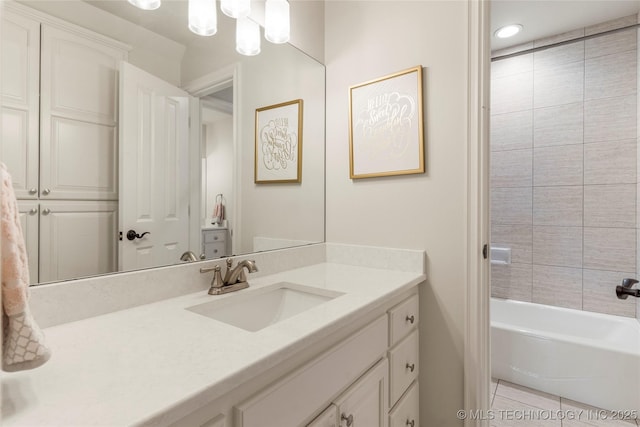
[349,66,424,179]
[254,99,303,184]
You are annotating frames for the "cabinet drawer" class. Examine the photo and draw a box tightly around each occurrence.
[204,242,226,258]
[389,382,419,427]
[389,329,419,407]
[203,230,226,243]
[307,404,338,427]
[389,295,418,346]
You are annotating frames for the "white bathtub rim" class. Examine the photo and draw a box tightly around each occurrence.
[491,299,640,357]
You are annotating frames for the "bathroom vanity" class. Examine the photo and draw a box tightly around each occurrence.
[1,244,424,427]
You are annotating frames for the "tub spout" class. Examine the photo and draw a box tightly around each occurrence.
[616,278,640,300]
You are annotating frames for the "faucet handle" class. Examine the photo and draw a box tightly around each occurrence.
[208,265,224,294]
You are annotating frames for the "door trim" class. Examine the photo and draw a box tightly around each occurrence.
[465,0,491,425]
[183,64,242,256]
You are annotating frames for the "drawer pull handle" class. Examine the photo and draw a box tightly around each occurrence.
[406,315,415,324]
[341,413,353,426]
[406,420,415,427]
[406,362,415,372]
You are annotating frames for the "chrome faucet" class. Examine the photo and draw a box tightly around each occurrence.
[200,258,259,295]
[180,251,200,262]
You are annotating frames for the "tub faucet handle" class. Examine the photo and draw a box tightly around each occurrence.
[616,278,640,300]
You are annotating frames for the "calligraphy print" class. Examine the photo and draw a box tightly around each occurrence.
[255,100,302,183]
[349,67,424,178]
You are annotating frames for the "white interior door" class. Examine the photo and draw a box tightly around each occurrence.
[119,62,190,271]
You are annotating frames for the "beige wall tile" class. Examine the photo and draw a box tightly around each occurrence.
[492,71,533,115]
[533,144,583,186]
[585,51,637,100]
[584,95,637,143]
[491,110,533,152]
[533,226,583,268]
[533,103,583,147]
[586,28,637,59]
[534,61,584,109]
[583,227,636,272]
[491,149,532,188]
[491,263,532,301]
[534,28,585,48]
[584,184,636,228]
[491,187,533,225]
[534,41,584,69]
[584,139,637,185]
[491,224,532,264]
[492,53,533,79]
[532,265,582,309]
[583,269,637,317]
[533,186,583,227]
[492,42,534,58]
[585,15,638,36]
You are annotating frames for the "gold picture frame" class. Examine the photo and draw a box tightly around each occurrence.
[255,99,303,184]
[349,66,425,179]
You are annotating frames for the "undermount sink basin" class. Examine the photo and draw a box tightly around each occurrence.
[186,282,344,332]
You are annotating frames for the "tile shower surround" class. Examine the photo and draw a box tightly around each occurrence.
[490,15,639,317]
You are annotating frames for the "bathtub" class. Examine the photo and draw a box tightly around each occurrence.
[491,298,640,412]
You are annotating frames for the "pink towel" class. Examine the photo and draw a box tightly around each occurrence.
[1,162,50,371]
[213,201,225,225]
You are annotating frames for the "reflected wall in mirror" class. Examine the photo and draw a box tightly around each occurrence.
[1,0,325,286]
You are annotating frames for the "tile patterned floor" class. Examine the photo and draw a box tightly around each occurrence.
[490,379,639,427]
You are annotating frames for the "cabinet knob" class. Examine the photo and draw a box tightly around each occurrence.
[42,208,51,215]
[406,315,415,324]
[406,420,415,427]
[214,235,219,240]
[341,413,354,427]
[28,208,38,215]
[28,188,38,195]
[406,362,415,372]
[42,188,51,195]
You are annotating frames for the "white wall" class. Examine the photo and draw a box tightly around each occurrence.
[204,116,234,235]
[20,0,185,85]
[238,40,325,254]
[324,2,469,425]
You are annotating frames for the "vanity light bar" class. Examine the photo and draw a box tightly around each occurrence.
[129,0,291,56]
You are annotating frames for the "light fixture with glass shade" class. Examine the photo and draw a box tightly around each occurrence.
[221,0,251,18]
[127,0,161,11]
[189,0,218,36]
[264,0,290,44]
[236,17,261,56]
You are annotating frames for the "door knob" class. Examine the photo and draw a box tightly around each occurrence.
[341,413,353,427]
[28,188,38,195]
[42,188,51,195]
[126,230,150,241]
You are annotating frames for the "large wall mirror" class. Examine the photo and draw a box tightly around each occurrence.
[1,0,325,286]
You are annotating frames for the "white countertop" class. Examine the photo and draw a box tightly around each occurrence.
[2,263,424,426]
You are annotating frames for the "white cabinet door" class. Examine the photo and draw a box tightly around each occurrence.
[39,201,117,283]
[39,25,124,201]
[334,359,388,427]
[307,405,338,427]
[17,200,39,283]
[119,62,190,271]
[1,11,40,199]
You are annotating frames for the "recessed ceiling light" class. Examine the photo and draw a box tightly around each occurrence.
[494,24,523,39]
